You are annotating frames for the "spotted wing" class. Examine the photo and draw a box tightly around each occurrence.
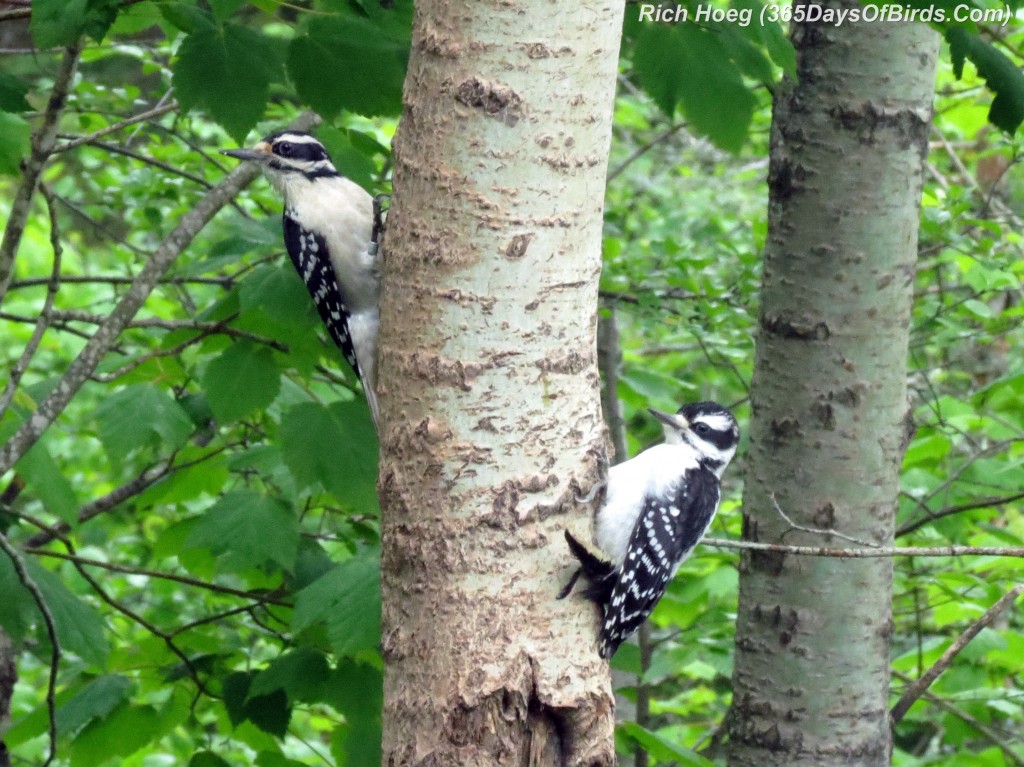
[599,467,721,658]
[282,214,361,379]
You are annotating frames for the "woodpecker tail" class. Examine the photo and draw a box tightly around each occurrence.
[561,530,617,605]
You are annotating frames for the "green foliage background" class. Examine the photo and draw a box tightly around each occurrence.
[0,1,1022,765]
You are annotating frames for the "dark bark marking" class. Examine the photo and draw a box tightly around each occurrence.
[455,78,523,126]
[505,233,534,260]
[761,313,831,341]
[811,401,835,430]
[829,103,931,155]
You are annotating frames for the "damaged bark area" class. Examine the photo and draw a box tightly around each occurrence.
[377,0,624,764]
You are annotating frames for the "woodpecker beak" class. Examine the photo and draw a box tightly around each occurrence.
[220,141,272,163]
[648,407,688,431]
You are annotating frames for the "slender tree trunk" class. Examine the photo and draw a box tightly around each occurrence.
[727,5,937,766]
[377,1,624,764]
[0,628,14,767]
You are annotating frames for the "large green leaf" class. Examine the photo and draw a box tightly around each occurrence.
[280,401,379,510]
[16,435,80,524]
[173,21,283,142]
[287,10,410,118]
[57,675,134,738]
[619,722,715,766]
[185,491,298,572]
[30,0,120,48]
[68,703,162,766]
[222,671,290,737]
[325,660,382,767]
[26,560,109,667]
[249,646,331,703]
[0,72,30,112]
[202,340,281,423]
[947,27,1024,134]
[292,554,380,657]
[632,24,756,152]
[94,383,194,459]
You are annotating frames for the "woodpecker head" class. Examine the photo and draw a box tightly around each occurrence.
[221,131,339,196]
[649,401,739,476]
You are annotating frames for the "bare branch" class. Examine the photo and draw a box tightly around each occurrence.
[52,102,179,153]
[890,585,1024,724]
[0,109,320,477]
[0,184,63,420]
[896,490,1024,537]
[771,493,881,548]
[0,42,81,304]
[703,537,1024,559]
[0,532,60,766]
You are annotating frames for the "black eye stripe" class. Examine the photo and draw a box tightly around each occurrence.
[273,141,329,162]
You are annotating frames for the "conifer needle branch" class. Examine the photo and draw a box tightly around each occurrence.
[889,584,1024,725]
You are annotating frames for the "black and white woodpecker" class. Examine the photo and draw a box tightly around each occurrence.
[221,131,381,425]
[560,401,740,658]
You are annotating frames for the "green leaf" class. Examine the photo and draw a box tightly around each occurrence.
[280,401,379,510]
[632,24,755,152]
[30,0,120,48]
[239,264,318,331]
[202,340,281,423]
[158,2,215,33]
[222,671,253,728]
[317,127,379,192]
[26,560,108,666]
[0,72,31,112]
[325,660,382,767]
[186,491,298,572]
[947,27,1024,134]
[208,0,247,22]
[0,111,31,176]
[287,11,410,118]
[173,22,283,142]
[221,672,291,738]
[619,722,715,766]
[249,647,331,703]
[255,751,307,767]
[16,436,80,524]
[0,554,37,642]
[94,384,193,459]
[68,703,161,766]
[293,554,380,657]
[57,675,133,738]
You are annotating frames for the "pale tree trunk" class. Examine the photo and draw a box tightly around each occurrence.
[377,1,624,765]
[727,5,938,766]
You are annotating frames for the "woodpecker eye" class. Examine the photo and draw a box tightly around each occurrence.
[693,423,711,436]
[277,141,294,157]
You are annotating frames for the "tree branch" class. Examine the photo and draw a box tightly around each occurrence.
[703,537,1024,559]
[0,111,319,477]
[890,584,1024,724]
[52,102,179,153]
[0,532,60,767]
[896,490,1024,537]
[0,41,81,304]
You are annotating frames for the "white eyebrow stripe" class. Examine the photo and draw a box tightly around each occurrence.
[693,413,734,431]
[274,134,323,145]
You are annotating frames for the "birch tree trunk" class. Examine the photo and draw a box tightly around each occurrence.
[377,1,624,764]
[727,6,938,766]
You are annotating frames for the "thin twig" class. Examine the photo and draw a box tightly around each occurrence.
[0,184,63,420]
[0,532,60,766]
[771,493,880,548]
[890,584,1024,724]
[52,102,179,153]
[0,41,82,304]
[890,669,1024,767]
[703,537,1024,559]
[897,490,1024,537]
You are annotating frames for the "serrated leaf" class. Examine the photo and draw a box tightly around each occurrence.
[246,690,290,738]
[0,72,31,112]
[222,671,252,727]
[280,401,379,510]
[16,436,80,524]
[239,264,318,330]
[947,27,1024,134]
[249,647,331,703]
[57,675,133,738]
[30,0,119,48]
[94,384,193,459]
[185,491,298,572]
[202,340,281,423]
[619,722,714,766]
[0,111,31,176]
[287,12,410,118]
[293,554,380,656]
[173,22,282,142]
[26,560,108,666]
[632,24,755,152]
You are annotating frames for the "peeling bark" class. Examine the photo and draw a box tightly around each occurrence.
[378,1,624,764]
[727,4,938,766]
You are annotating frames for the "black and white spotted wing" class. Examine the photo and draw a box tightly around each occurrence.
[282,213,361,379]
[599,466,721,658]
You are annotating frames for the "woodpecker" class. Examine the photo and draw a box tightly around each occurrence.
[560,401,740,658]
[222,131,381,425]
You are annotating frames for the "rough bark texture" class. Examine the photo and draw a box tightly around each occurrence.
[727,6,938,766]
[0,628,14,767]
[378,1,623,766]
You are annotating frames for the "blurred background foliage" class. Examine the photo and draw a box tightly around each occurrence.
[0,0,1022,765]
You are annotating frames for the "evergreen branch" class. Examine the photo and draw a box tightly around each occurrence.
[890,584,1024,725]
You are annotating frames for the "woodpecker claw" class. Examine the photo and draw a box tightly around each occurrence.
[575,479,606,505]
